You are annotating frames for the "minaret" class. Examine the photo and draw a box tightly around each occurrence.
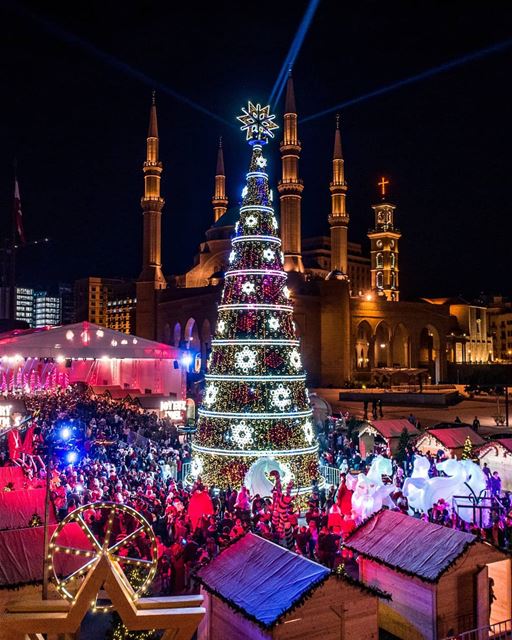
[368,177,401,301]
[328,115,349,275]
[278,71,304,273]
[212,137,228,223]
[136,93,166,339]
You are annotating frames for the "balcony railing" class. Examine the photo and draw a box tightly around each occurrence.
[320,464,340,487]
[443,618,512,640]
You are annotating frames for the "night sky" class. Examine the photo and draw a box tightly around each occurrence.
[0,1,511,299]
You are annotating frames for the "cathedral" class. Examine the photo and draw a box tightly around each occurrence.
[136,76,451,387]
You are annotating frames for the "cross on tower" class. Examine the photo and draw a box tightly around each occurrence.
[378,177,389,197]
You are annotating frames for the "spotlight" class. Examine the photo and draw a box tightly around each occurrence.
[60,427,72,441]
[181,353,193,368]
[66,451,78,464]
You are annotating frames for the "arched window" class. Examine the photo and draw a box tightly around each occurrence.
[376,252,383,268]
[390,253,396,268]
[173,322,182,347]
[376,271,383,289]
[391,271,396,288]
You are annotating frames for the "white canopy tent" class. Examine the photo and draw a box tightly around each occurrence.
[0,322,186,397]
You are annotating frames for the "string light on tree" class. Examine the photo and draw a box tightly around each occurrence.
[192,100,320,494]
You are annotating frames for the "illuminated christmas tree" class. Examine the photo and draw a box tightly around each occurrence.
[192,101,320,495]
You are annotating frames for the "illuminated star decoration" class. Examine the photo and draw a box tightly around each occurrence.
[237,101,279,144]
[271,384,291,410]
[229,250,236,264]
[289,348,302,370]
[236,346,257,371]
[303,420,314,445]
[231,420,254,448]
[245,214,258,227]
[256,156,267,168]
[203,384,218,407]
[242,281,255,295]
[263,248,275,261]
[217,319,226,334]
[268,316,279,330]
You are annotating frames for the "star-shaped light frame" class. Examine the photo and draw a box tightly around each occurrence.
[238,101,279,144]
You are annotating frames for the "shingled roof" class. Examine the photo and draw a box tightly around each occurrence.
[365,419,419,440]
[197,532,330,627]
[344,510,477,582]
[419,427,485,450]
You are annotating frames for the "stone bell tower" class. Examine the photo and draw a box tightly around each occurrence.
[368,177,401,301]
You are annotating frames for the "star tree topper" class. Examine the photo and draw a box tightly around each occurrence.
[238,101,279,144]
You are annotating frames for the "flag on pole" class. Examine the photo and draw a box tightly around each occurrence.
[13,178,26,244]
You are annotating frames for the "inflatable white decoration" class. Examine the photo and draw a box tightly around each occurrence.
[244,457,291,498]
[347,455,395,523]
[403,457,490,524]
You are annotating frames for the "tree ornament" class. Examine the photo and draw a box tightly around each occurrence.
[289,348,302,370]
[203,384,218,408]
[283,286,291,299]
[268,316,279,331]
[231,420,254,449]
[265,350,284,369]
[256,156,267,168]
[271,384,291,410]
[245,214,258,228]
[235,346,257,372]
[263,248,275,261]
[229,250,236,264]
[217,319,226,335]
[242,281,255,295]
[303,420,314,445]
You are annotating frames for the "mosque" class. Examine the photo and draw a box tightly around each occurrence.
[135,77,452,387]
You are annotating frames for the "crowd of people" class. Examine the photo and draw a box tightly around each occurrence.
[0,385,510,597]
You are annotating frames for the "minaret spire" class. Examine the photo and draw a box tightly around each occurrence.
[278,70,304,273]
[328,115,349,275]
[212,137,228,223]
[136,93,166,339]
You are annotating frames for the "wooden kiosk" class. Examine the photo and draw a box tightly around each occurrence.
[415,426,484,459]
[358,419,419,458]
[345,510,509,640]
[197,532,384,640]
